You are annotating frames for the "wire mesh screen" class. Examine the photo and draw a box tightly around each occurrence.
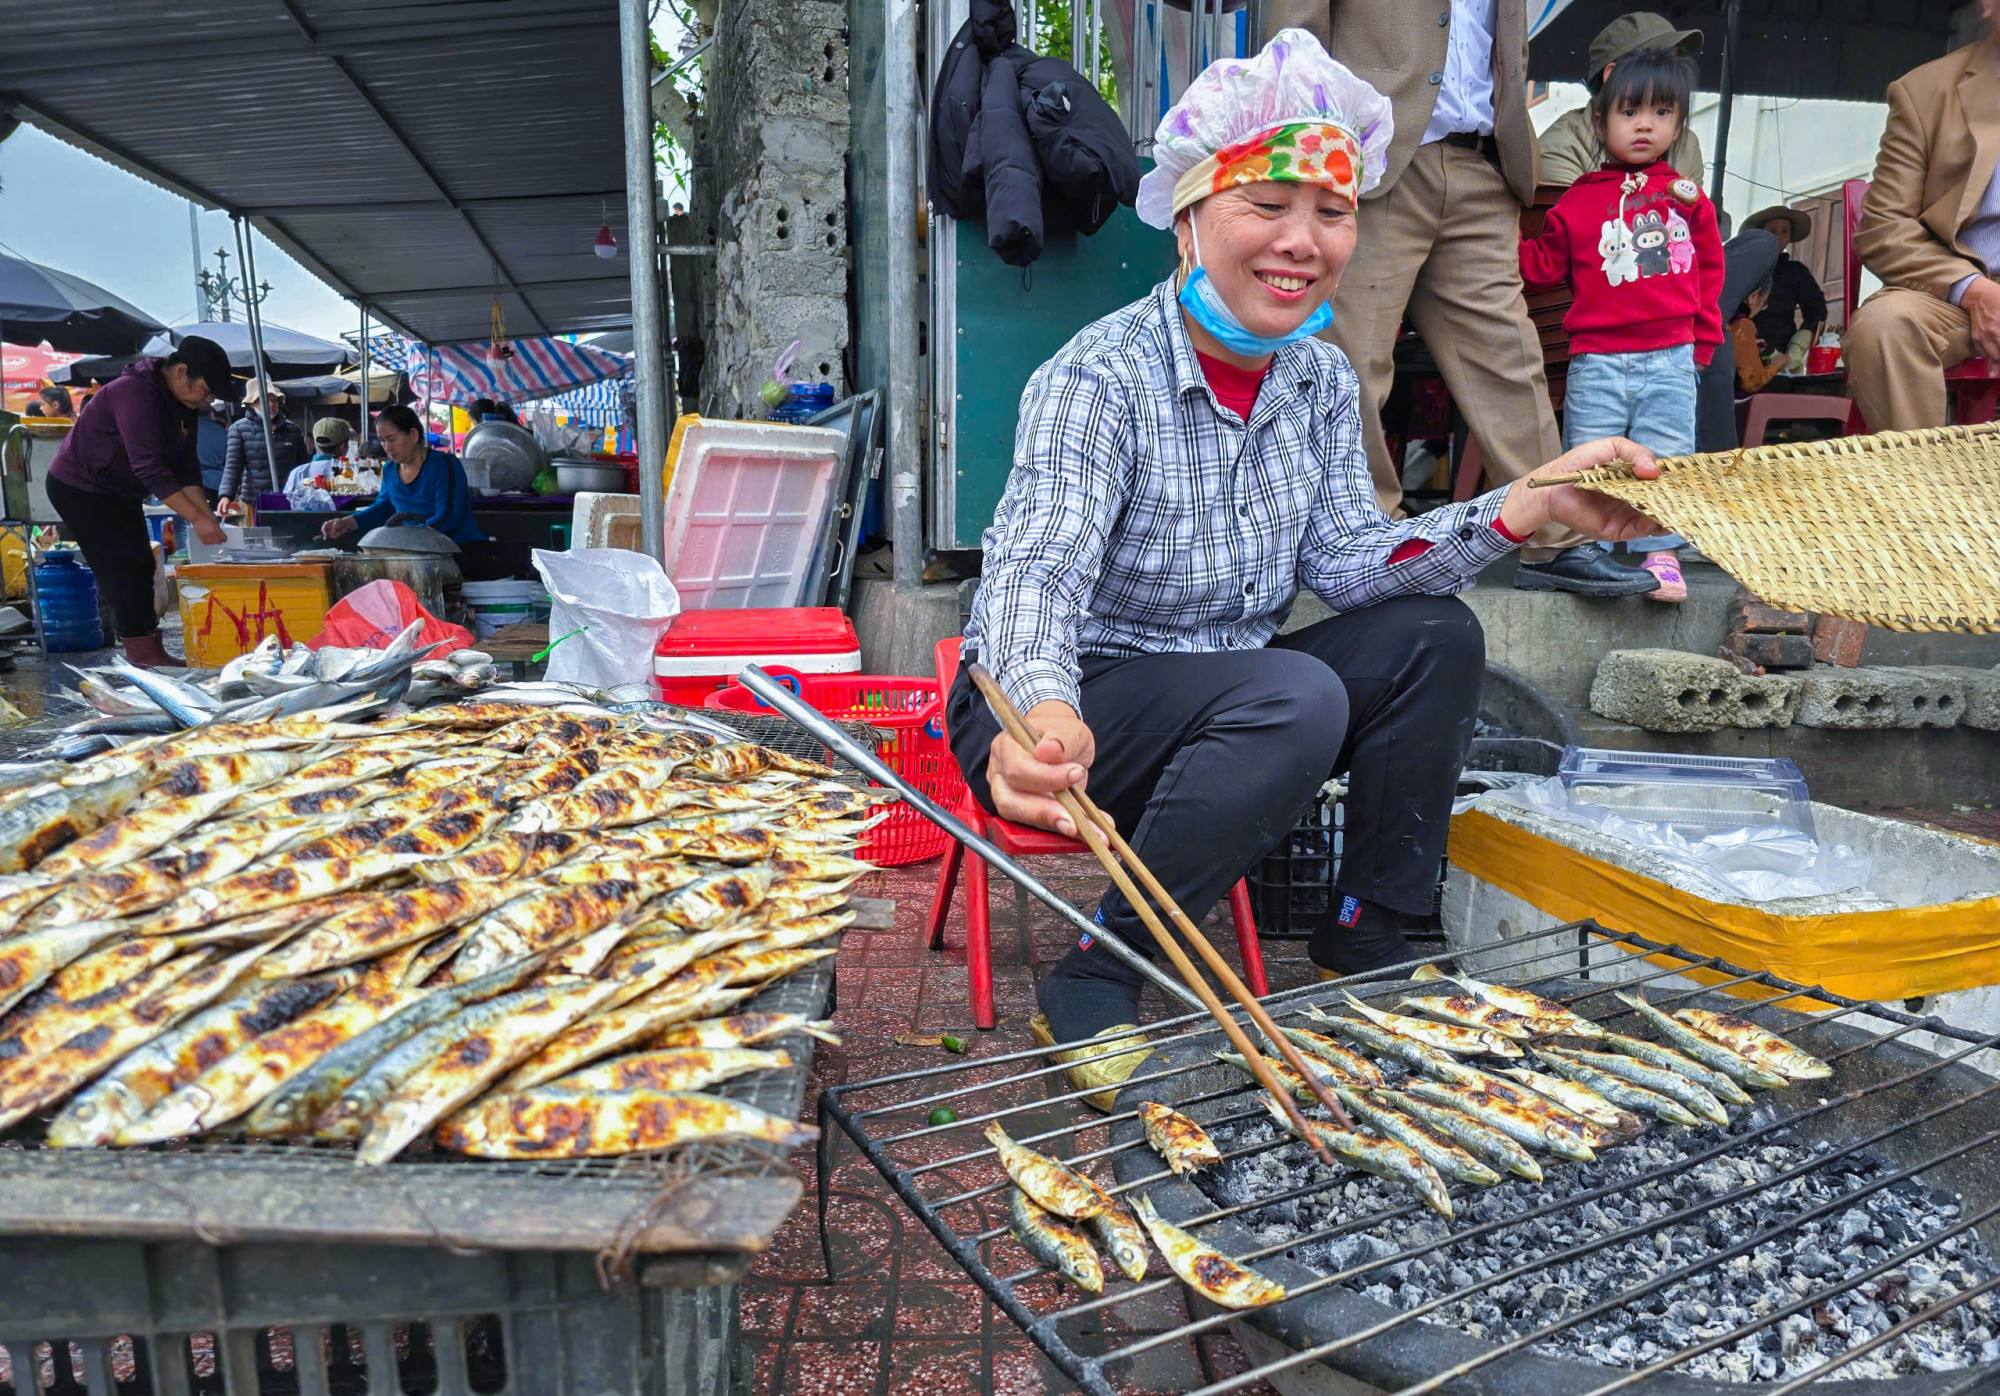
[819,923,2000,1396]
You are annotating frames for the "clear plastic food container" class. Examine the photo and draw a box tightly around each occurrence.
[1556,746,1815,839]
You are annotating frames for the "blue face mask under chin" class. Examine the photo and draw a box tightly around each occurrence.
[1177,223,1334,358]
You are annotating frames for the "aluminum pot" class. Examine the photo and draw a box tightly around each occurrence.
[461,421,548,493]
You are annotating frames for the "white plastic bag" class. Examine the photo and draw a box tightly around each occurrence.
[530,548,681,687]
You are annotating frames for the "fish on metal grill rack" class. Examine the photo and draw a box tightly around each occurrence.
[816,921,2000,1396]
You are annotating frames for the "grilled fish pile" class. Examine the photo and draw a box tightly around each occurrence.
[0,695,876,1165]
[1199,967,1831,1221]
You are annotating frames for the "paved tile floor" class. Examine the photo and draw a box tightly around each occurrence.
[743,852,1311,1396]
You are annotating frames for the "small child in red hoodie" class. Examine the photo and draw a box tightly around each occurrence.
[1521,46,1722,602]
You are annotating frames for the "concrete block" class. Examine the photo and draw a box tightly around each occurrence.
[1812,614,1868,667]
[1880,666,1975,729]
[1588,649,1739,731]
[1723,672,1800,729]
[1891,665,2000,732]
[1720,632,1815,670]
[1794,666,1922,730]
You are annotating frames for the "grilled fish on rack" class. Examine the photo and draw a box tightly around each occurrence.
[1396,994,1537,1040]
[1409,964,1603,1038]
[1260,1094,1456,1218]
[116,944,432,1142]
[1137,1101,1222,1177]
[0,922,135,1019]
[1614,991,1790,1090]
[412,830,593,885]
[1541,1043,1731,1127]
[1597,1027,1754,1106]
[1302,1003,1465,1077]
[47,969,357,1147]
[354,976,622,1164]
[1531,1047,1708,1127]
[446,877,662,982]
[1076,1176,1151,1282]
[1493,1066,1644,1135]
[0,768,152,874]
[984,1122,1106,1220]
[648,1013,840,1051]
[1009,1188,1106,1293]
[1271,1026,1387,1085]
[1339,992,1523,1058]
[1399,1079,1596,1162]
[1397,1061,1618,1151]
[1373,1086,1542,1182]
[1215,1051,1355,1100]
[493,956,751,1092]
[541,1046,792,1095]
[436,1086,818,1157]
[253,881,521,980]
[1672,1007,1832,1081]
[730,945,840,986]
[0,947,211,1069]
[1131,1195,1287,1308]
[1332,1085,1503,1186]
[30,790,240,881]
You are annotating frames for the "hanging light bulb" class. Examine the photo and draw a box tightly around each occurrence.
[594,203,618,259]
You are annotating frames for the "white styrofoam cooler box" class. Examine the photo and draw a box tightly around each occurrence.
[662,420,845,609]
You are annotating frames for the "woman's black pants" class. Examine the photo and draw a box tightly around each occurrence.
[947,592,1484,977]
[45,476,159,640]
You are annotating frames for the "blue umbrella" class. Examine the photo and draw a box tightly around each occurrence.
[0,251,167,355]
[54,320,355,386]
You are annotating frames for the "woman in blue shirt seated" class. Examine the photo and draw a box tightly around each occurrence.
[321,404,508,578]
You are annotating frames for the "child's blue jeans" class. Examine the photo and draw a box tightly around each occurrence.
[1562,344,1697,551]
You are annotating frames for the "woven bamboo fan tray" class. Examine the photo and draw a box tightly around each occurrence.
[1540,421,2000,634]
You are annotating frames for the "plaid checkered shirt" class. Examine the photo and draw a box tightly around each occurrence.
[962,278,1523,714]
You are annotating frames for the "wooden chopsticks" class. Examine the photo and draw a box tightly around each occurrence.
[967,665,1355,1158]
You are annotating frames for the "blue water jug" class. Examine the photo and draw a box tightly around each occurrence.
[36,549,104,652]
[769,382,836,424]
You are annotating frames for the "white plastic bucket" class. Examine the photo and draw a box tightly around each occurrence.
[462,578,545,639]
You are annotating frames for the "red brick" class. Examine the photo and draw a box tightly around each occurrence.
[1812,614,1869,667]
[1715,646,1764,676]
[1729,589,1813,634]
[1720,632,1815,670]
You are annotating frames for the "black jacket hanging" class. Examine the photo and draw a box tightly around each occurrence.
[926,0,1138,266]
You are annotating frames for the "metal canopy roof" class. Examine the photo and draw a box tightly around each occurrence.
[0,0,631,345]
[1529,0,1966,103]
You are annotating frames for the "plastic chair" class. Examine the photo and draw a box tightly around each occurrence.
[1740,393,1863,448]
[1844,176,2000,425]
[921,637,1266,1030]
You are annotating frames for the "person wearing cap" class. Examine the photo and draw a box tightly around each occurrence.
[283,417,353,495]
[1264,0,1652,597]
[217,379,306,518]
[953,32,1666,1072]
[43,336,234,668]
[1539,12,1783,454]
[1742,206,1827,359]
[1536,12,1704,189]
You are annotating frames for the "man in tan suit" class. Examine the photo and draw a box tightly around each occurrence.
[1268,0,1657,593]
[1848,11,2000,432]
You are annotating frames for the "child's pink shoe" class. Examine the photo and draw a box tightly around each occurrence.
[1642,551,1687,602]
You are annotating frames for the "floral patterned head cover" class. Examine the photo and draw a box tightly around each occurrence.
[1135,29,1395,230]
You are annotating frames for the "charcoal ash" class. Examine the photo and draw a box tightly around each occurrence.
[1201,1102,2000,1383]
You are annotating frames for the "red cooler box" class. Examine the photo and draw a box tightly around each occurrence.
[653,607,862,707]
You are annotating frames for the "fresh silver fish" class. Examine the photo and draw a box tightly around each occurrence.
[1333,1084,1502,1186]
[1549,1042,1733,1127]
[1340,992,1522,1058]
[1492,1066,1644,1135]
[1273,1025,1387,1085]
[1302,1002,1465,1077]
[1400,1079,1596,1162]
[1373,1086,1542,1182]
[1598,1027,1755,1106]
[1409,964,1604,1038]
[1532,1047,1711,1127]
[1077,1176,1150,1283]
[1261,1094,1456,1217]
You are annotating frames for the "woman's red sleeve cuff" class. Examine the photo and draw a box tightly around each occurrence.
[1490,516,1532,544]
[1385,538,1434,565]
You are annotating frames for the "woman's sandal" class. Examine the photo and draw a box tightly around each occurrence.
[1641,551,1688,602]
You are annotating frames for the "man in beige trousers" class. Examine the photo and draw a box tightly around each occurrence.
[1268,0,1657,593]
[1848,6,2000,432]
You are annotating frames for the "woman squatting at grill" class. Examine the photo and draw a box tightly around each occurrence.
[948,32,1670,1095]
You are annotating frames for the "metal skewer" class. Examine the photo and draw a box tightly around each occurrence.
[965,663,1354,1146]
[732,665,1200,1013]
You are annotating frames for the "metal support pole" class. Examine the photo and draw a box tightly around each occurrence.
[1708,0,1740,213]
[233,215,279,500]
[887,0,925,591]
[620,0,670,561]
[189,205,207,322]
[358,306,371,443]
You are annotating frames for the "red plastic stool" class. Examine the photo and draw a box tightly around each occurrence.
[921,637,1266,1030]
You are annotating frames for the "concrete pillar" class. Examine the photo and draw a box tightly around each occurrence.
[695,0,851,418]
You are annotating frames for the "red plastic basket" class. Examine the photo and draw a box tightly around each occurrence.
[704,672,964,865]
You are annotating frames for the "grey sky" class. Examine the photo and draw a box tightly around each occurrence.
[0,125,359,342]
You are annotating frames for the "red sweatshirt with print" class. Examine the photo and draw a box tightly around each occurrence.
[1520,161,1725,367]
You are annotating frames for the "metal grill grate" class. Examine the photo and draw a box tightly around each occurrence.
[818,922,2000,1396]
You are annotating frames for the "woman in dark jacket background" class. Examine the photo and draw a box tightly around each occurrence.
[45,336,234,668]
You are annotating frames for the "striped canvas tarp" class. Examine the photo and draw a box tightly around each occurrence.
[1527,0,1577,38]
[403,336,631,405]
[527,376,631,427]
